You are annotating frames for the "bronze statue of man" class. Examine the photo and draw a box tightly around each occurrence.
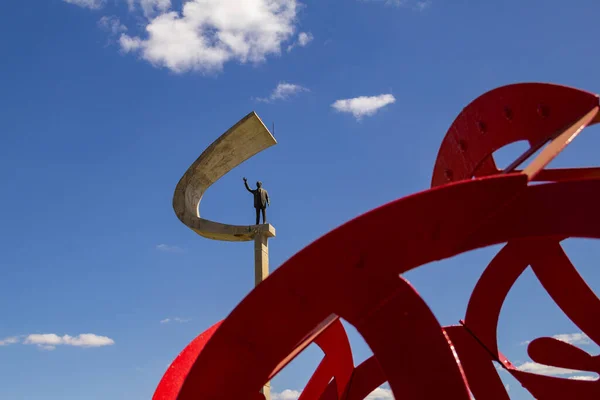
[243,177,270,225]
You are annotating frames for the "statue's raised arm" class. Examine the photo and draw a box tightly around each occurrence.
[243,177,255,193]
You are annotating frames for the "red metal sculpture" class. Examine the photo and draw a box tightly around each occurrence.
[154,83,600,399]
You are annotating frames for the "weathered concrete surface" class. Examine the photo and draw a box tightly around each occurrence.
[173,111,277,242]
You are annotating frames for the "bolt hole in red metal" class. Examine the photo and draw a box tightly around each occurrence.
[155,83,600,400]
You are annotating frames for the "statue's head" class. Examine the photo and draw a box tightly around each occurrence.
[256,181,262,188]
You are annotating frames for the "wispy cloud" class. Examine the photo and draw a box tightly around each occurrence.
[63,0,106,9]
[255,82,309,103]
[128,0,172,19]
[297,32,314,47]
[0,336,19,346]
[272,389,301,400]
[98,16,127,36]
[414,0,432,11]
[331,94,396,120]
[287,32,314,52]
[22,333,115,350]
[522,332,592,346]
[552,333,591,346]
[160,317,191,324]
[273,387,392,400]
[156,244,184,253]
[361,0,431,11]
[517,361,587,376]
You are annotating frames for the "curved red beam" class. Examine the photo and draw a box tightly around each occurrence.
[171,175,600,399]
[154,319,355,400]
[431,82,599,186]
[298,319,353,400]
[433,82,600,398]
[155,83,600,400]
[153,321,223,400]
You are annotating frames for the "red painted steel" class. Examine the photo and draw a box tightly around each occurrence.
[153,321,223,400]
[431,82,599,186]
[155,83,600,399]
[299,319,353,400]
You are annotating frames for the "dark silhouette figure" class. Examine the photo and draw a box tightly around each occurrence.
[243,177,270,225]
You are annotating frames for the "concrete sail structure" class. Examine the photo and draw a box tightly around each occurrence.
[171,111,277,399]
[172,111,277,242]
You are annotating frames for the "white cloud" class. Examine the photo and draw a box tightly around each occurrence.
[0,336,19,346]
[298,32,313,46]
[272,390,301,400]
[120,35,143,52]
[98,16,127,35]
[515,362,598,383]
[273,387,392,400]
[517,362,584,376]
[63,0,106,10]
[24,333,115,349]
[331,94,396,120]
[256,82,308,102]
[287,31,313,52]
[365,387,394,399]
[160,317,191,324]
[570,375,597,381]
[552,333,591,346]
[119,0,299,74]
[522,332,592,346]
[156,244,184,253]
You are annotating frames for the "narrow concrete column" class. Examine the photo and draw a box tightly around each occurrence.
[254,232,270,286]
[253,224,275,400]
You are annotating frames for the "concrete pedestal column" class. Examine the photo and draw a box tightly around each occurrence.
[254,232,270,286]
[253,224,275,400]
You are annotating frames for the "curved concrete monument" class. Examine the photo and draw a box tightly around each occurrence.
[171,111,277,399]
[173,111,276,242]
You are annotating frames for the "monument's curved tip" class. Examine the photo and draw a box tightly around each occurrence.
[173,111,277,242]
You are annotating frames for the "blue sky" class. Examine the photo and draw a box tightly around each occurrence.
[1,0,600,399]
